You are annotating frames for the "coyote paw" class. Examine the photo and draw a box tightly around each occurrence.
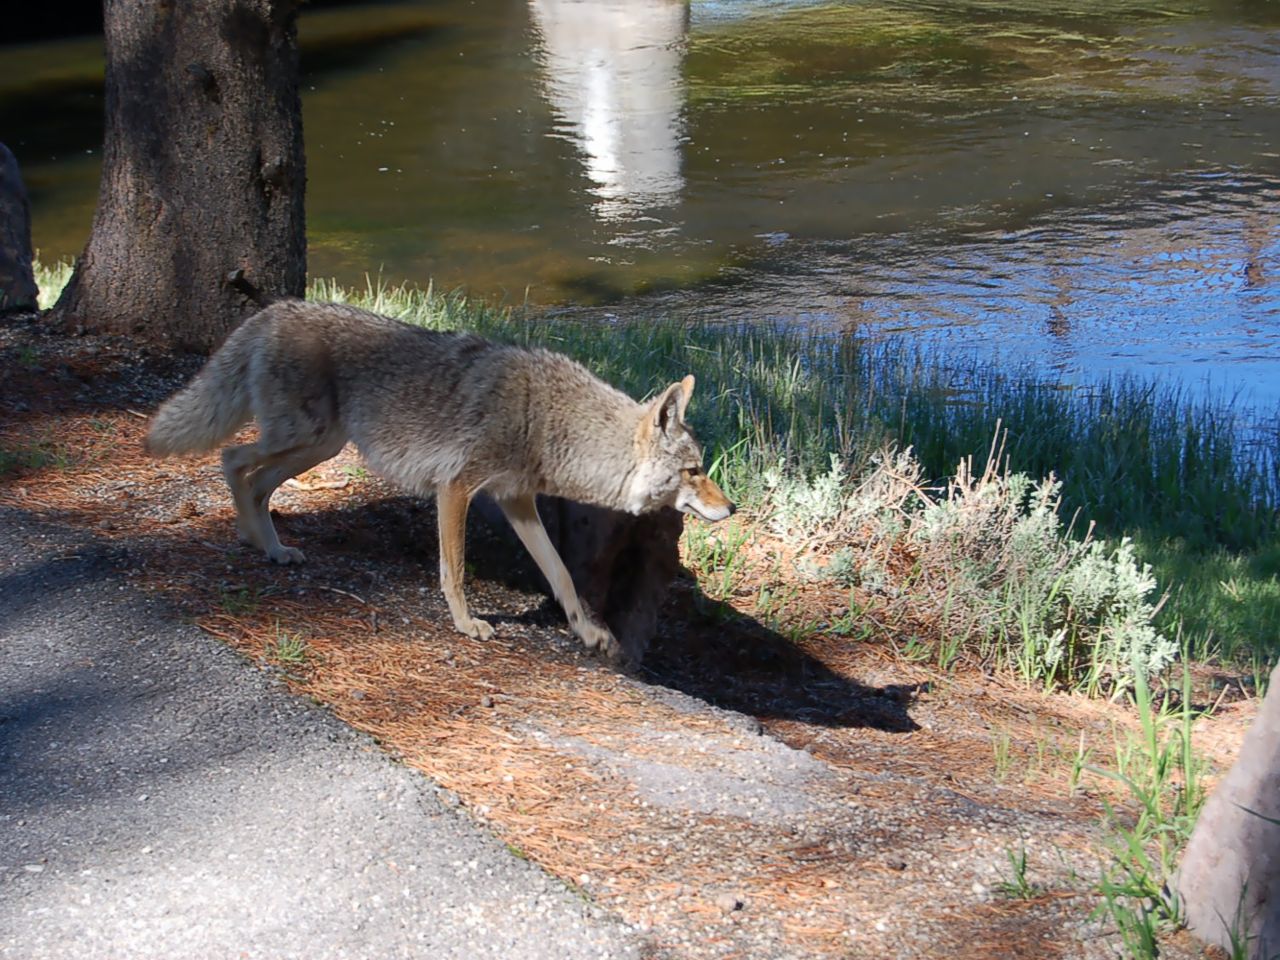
[267,545,307,565]
[577,620,620,659]
[454,616,495,642]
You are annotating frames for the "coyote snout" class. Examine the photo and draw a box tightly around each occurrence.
[145,301,734,661]
[676,467,735,522]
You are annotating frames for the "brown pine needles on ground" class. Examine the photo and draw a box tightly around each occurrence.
[0,330,1248,960]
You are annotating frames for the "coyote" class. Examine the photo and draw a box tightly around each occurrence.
[145,300,735,658]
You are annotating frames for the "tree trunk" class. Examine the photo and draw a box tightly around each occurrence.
[0,143,38,315]
[472,495,683,665]
[1175,660,1280,958]
[55,0,305,352]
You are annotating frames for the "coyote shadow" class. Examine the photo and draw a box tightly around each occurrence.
[505,577,919,734]
[293,497,918,734]
[639,604,920,734]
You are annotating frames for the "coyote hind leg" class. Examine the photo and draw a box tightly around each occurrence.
[435,481,495,641]
[222,443,268,550]
[222,435,344,564]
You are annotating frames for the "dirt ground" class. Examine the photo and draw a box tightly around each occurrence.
[0,317,1252,959]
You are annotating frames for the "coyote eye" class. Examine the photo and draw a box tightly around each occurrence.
[682,465,702,478]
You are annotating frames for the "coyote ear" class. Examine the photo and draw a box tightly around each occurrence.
[653,375,694,433]
[676,374,694,422]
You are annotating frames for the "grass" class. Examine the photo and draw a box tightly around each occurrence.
[995,844,1043,900]
[992,728,1013,782]
[267,625,312,669]
[1089,665,1208,957]
[681,518,751,602]
[0,441,76,479]
[307,273,1278,680]
[218,585,263,617]
[34,257,74,311]
[901,374,1280,668]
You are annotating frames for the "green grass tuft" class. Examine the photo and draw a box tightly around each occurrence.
[34,258,75,311]
[1089,665,1208,956]
[267,626,312,669]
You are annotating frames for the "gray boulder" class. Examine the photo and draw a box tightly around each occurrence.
[1175,660,1280,957]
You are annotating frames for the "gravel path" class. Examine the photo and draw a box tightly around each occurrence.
[0,508,642,960]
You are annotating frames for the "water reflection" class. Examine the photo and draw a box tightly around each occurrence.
[528,0,688,223]
[5,0,1279,404]
[625,171,1280,405]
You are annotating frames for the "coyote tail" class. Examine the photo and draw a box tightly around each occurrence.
[144,322,257,457]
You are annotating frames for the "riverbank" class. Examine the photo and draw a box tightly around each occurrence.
[10,266,1274,955]
[28,255,1280,687]
[1,299,1255,958]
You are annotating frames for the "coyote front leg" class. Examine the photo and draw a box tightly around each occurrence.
[497,494,619,660]
[435,481,495,641]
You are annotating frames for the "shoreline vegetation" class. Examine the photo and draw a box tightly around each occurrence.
[25,259,1278,953]
[314,273,1277,690]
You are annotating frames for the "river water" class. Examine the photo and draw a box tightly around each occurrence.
[4,0,1279,404]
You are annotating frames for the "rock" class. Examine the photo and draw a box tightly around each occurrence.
[1175,659,1280,959]
[713,891,745,913]
[475,494,683,665]
[0,143,39,315]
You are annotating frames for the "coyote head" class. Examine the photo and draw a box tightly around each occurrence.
[630,375,736,522]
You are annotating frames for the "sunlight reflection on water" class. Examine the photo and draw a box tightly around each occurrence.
[5,0,1278,406]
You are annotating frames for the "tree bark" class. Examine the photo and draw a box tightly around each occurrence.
[55,0,305,352]
[0,143,38,314]
[1175,660,1280,958]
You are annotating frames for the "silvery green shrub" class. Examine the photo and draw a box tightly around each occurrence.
[763,444,1173,693]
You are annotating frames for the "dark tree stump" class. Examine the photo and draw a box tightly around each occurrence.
[476,495,683,665]
[55,0,305,352]
[1175,659,1280,958]
[0,143,38,315]
[539,498,683,664]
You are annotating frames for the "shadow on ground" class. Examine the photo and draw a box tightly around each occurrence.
[290,493,920,735]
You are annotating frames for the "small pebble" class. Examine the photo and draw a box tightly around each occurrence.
[713,891,745,913]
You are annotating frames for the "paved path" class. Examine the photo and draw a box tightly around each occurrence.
[0,509,641,960]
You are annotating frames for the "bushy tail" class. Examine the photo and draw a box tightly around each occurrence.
[144,320,258,457]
